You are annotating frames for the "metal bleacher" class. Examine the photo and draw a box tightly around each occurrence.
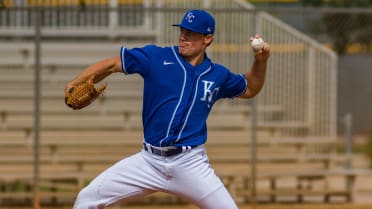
[0,0,353,206]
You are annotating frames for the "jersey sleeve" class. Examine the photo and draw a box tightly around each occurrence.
[218,72,247,99]
[120,45,154,76]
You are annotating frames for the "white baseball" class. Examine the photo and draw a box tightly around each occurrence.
[251,37,264,51]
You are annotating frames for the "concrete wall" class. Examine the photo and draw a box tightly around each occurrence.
[338,54,372,135]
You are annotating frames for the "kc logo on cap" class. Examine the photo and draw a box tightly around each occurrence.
[185,12,195,23]
[172,10,215,35]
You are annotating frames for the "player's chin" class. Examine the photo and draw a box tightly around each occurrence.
[178,47,189,56]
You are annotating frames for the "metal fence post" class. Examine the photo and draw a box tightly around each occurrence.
[344,113,353,169]
[250,97,257,204]
[343,112,353,202]
[33,5,41,209]
[308,47,316,133]
[109,0,118,30]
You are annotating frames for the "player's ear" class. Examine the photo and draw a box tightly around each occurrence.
[204,34,213,46]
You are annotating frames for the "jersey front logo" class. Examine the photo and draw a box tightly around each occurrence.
[200,80,219,108]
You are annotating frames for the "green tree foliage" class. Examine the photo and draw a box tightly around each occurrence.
[367,136,372,168]
[300,0,372,54]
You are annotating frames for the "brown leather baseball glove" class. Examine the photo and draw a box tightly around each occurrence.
[65,75,106,110]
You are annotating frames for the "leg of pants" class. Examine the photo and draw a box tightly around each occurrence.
[73,146,238,209]
[159,146,238,209]
[73,152,162,209]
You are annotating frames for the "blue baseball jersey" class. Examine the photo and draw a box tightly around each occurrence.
[120,45,247,147]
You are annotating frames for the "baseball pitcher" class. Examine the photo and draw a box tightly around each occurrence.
[65,9,270,209]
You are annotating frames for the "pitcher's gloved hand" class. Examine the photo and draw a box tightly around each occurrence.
[65,75,106,110]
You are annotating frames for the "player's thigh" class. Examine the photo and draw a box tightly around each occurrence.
[171,166,238,209]
[169,147,237,208]
[177,172,238,209]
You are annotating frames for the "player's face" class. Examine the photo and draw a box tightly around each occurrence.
[178,28,213,60]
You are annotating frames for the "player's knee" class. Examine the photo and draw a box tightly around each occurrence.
[197,186,239,209]
[73,186,104,209]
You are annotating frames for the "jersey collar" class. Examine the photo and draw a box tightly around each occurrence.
[173,46,212,75]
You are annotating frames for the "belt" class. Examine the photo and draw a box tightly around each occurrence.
[143,142,197,157]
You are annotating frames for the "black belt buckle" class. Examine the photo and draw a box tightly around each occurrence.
[143,143,197,157]
[143,143,187,157]
[153,146,182,157]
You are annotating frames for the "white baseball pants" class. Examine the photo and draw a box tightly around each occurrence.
[73,146,239,209]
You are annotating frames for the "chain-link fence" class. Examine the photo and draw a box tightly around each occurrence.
[266,7,372,54]
[267,7,372,136]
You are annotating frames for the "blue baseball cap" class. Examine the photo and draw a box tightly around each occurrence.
[172,10,215,35]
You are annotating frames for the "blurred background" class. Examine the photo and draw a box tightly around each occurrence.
[251,0,372,137]
[0,0,371,208]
